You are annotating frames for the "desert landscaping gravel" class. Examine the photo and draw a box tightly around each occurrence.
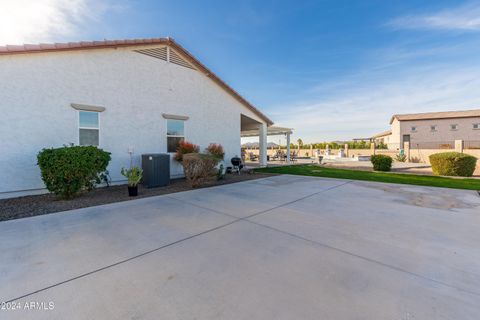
[0,172,275,222]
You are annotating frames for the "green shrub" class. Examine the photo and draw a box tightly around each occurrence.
[394,154,407,162]
[37,145,111,199]
[370,154,393,171]
[182,153,218,187]
[429,152,477,177]
[121,166,143,187]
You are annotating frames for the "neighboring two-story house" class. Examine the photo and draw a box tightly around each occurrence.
[373,109,480,150]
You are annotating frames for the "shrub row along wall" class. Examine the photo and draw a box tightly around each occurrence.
[245,148,480,162]
[244,148,480,173]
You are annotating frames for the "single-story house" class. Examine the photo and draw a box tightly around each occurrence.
[371,130,392,145]
[372,109,480,150]
[0,37,273,198]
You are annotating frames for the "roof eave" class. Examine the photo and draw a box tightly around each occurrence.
[0,37,274,126]
[167,39,274,125]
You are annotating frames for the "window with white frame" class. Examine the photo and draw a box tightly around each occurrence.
[450,124,458,131]
[167,119,185,152]
[410,126,417,132]
[473,123,480,130]
[79,111,99,146]
[430,125,437,132]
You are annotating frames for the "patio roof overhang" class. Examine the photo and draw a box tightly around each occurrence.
[241,126,293,137]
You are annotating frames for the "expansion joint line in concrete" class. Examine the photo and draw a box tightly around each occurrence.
[170,180,480,298]
[12,179,478,302]
[5,180,352,303]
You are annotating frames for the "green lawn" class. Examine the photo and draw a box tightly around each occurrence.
[255,165,480,190]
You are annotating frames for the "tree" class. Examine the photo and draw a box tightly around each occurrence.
[297,138,303,148]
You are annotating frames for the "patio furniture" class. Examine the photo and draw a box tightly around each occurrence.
[290,151,297,163]
[248,152,258,161]
[272,150,284,161]
[231,157,244,175]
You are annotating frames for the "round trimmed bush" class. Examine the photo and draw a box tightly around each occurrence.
[37,145,111,199]
[429,152,477,177]
[370,154,393,171]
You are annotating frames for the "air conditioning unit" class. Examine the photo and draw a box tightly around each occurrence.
[141,154,170,188]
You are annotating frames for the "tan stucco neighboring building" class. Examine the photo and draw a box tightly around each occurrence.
[371,130,392,145]
[374,109,480,149]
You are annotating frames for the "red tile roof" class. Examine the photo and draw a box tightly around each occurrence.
[0,38,170,54]
[0,37,273,125]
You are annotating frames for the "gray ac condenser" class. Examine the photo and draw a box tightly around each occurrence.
[141,154,170,188]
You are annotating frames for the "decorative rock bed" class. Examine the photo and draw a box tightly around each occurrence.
[0,172,275,222]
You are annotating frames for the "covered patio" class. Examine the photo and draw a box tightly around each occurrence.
[240,115,293,166]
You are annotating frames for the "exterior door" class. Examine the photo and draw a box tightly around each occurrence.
[402,134,410,148]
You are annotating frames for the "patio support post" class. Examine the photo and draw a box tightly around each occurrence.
[405,141,410,162]
[455,140,464,153]
[286,132,291,164]
[259,123,268,167]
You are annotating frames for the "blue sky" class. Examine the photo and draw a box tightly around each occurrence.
[2,0,480,143]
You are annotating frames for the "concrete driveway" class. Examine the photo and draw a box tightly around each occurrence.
[1,175,480,319]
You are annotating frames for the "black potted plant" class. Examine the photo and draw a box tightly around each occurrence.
[121,166,143,196]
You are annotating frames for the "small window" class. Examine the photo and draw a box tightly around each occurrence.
[79,111,99,146]
[410,126,417,132]
[450,124,458,131]
[430,125,437,132]
[167,119,185,152]
[473,123,480,130]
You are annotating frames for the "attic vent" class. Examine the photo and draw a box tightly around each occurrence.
[133,46,196,70]
[134,47,167,61]
[169,49,195,69]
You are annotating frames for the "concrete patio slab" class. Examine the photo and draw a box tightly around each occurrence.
[0,196,235,302]
[6,221,480,320]
[169,174,348,218]
[1,175,479,319]
[249,180,480,295]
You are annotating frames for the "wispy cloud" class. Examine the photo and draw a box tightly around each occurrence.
[0,0,125,45]
[271,62,480,142]
[389,2,480,31]
[264,4,480,143]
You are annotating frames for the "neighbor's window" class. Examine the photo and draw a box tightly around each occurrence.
[410,126,417,132]
[473,123,480,130]
[430,125,437,132]
[167,119,185,152]
[79,111,99,146]
[450,124,458,131]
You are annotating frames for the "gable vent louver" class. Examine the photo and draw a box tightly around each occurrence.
[134,46,196,70]
[134,47,168,61]
[169,49,196,69]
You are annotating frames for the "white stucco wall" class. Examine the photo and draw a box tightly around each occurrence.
[0,45,267,196]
